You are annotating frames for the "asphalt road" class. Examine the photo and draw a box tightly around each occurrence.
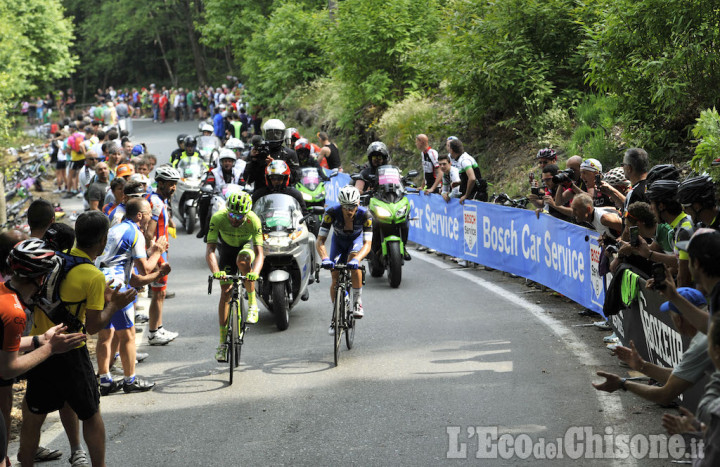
[10,121,678,466]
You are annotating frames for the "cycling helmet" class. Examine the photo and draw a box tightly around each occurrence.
[225,138,244,151]
[183,135,197,148]
[7,239,57,279]
[218,148,236,162]
[366,141,389,165]
[226,191,252,215]
[176,134,188,148]
[536,148,557,161]
[154,165,181,183]
[284,128,300,147]
[338,185,361,206]
[678,175,716,205]
[263,119,286,149]
[602,167,629,187]
[647,164,680,185]
[265,160,291,187]
[645,180,680,201]
[201,123,214,133]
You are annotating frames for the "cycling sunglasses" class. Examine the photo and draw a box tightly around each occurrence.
[228,212,245,221]
[341,204,358,211]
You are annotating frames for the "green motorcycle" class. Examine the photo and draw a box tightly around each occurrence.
[359,165,418,288]
[295,167,334,237]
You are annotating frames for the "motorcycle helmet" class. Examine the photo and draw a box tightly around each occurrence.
[678,175,716,206]
[225,138,244,151]
[183,135,197,150]
[226,191,252,215]
[154,165,181,183]
[338,185,361,207]
[218,148,236,162]
[645,180,679,202]
[366,141,389,166]
[284,127,300,148]
[294,138,312,160]
[265,160,291,188]
[7,239,57,279]
[201,123,214,134]
[176,134,188,149]
[646,164,680,186]
[263,119,286,150]
[536,148,557,161]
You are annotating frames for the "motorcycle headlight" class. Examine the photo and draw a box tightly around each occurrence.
[374,206,392,220]
[302,192,312,201]
[396,205,408,218]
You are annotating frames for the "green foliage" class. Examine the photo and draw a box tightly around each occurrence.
[376,94,454,155]
[242,2,327,108]
[567,94,622,169]
[583,0,720,148]
[324,0,442,130]
[690,108,720,175]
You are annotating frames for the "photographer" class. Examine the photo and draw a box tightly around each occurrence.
[565,159,614,207]
[609,202,657,275]
[556,156,585,206]
[531,164,574,220]
[598,167,632,210]
[243,135,272,190]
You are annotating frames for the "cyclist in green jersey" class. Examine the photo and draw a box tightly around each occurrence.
[205,192,264,362]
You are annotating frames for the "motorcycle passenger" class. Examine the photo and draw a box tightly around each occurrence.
[317,186,372,332]
[169,133,188,166]
[196,149,244,239]
[205,191,264,362]
[295,138,329,181]
[356,141,412,261]
[251,160,308,214]
[225,137,246,175]
[172,135,201,168]
[201,123,214,137]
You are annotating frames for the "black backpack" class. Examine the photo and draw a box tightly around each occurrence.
[35,251,92,333]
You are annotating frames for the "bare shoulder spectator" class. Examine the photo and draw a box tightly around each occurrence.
[317,132,341,170]
[571,192,622,238]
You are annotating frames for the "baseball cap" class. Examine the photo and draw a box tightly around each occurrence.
[116,164,134,178]
[580,158,602,173]
[129,173,150,185]
[659,287,707,314]
[131,144,144,156]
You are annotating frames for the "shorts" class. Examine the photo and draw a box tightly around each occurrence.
[218,242,254,284]
[151,253,168,292]
[25,346,100,421]
[71,160,84,170]
[329,234,364,264]
[56,160,67,170]
[104,286,134,330]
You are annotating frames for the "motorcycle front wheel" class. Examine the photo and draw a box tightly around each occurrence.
[184,206,197,234]
[387,242,402,288]
[272,282,290,331]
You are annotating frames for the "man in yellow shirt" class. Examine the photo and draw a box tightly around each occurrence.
[18,211,136,467]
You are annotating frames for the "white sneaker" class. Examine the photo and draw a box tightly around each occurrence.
[328,324,335,335]
[457,260,468,267]
[603,333,619,344]
[427,248,437,254]
[157,328,178,339]
[148,332,172,346]
[593,321,611,330]
[417,245,427,252]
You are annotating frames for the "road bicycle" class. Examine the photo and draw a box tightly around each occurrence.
[330,264,365,367]
[208,274,248,385]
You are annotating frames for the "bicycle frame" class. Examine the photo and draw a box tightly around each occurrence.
[208,274,248,385]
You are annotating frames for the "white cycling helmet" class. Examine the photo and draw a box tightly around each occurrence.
[201,123,214,133]
[338,185,361,206]
[154,165,181,182]
[225,138,244,150]
[218,148,236,161]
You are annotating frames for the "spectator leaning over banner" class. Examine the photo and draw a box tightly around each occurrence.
[593,287,712,407]
[446,138,487,203]
[571,193,622,238]
[433,154,460,202]
[678,175,720,231]
[416,134,440,194]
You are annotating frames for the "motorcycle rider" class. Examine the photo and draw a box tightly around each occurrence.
[225,137,247,175]
[251,160,308,214]
[295,138,329,181]
[355,141,412,261]
[316,186,373,332]
[172,136,201,168]
[196,149,244,239]
[169,134,188,166]
[243,119,300,190]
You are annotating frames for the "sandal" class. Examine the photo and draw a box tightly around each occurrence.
[34,446,62,462]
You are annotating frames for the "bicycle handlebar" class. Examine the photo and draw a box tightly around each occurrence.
[207,274,248,295]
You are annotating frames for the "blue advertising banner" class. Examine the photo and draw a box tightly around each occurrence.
[407,194,606,315]
[323,170,352,206]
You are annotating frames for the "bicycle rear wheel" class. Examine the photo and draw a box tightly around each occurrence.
[228,300,238,385]
[333,286,343,367]
[345,305,355,350]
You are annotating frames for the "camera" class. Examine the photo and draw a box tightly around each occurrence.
[552,168,575,186]
[605,244,618,255]
[595,173,602,187]
[651,262,666,290]
[252,140,270,157]
[531,186,541,196]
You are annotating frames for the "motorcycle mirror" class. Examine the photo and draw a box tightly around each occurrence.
[406,170,418,178]
[201,185,213,193]
[350,173,362,181]
[312,206,325,215]
[329,169,339,178]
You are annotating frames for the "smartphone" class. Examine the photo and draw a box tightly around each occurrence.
[595,173,602,187]
[531,186,540,196]
[529,172,535,184]
[629,226,639,247]
[651,263,666,290]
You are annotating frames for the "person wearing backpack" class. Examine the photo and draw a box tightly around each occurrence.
[18,212,136,467]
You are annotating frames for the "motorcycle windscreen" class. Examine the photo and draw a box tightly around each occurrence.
[196,135,220,150]
[253,193,302,230]
[222,184,244,198]
[178,161,203,179]
[300,168,320,191]
[376,165,404,203]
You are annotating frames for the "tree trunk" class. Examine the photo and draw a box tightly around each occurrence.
[182,0,208,86]
[328,0,337,20]
[155,32,177,87]
[224,46,234,76]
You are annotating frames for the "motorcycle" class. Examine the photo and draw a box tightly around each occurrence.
[295,167,337,237]
[253,193,321,331]
[196,135,221,167]
[356,165,418,288]
[172,159,205,234]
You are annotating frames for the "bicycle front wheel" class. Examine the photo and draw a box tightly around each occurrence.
[237,291,247,367]
[333,286,343,367]
[228,300,238,385]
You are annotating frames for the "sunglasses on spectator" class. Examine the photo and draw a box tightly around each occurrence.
[228,212,245,221]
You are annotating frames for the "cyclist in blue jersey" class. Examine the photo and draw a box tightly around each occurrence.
[316,186,372,334]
